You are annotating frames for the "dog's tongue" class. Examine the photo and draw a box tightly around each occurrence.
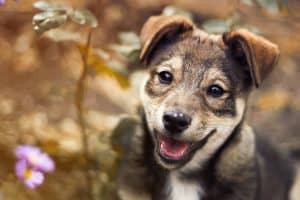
[159,135,189,160]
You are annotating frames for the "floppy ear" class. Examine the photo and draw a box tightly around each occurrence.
[140,15,194,64]
[223,29,280,88]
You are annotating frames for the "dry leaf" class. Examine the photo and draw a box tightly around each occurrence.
[78,45,130,89]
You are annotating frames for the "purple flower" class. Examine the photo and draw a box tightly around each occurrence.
[0,0,18,6]
[15,145,55,173]
[15,145,55,189]
[15,159,44,189]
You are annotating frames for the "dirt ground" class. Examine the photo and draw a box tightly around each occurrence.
[0,0,299,200]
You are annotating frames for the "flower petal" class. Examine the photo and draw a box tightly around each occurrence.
[15,145,55,173]
[24,170,44,189]
[15,159,28,179]
[34,153,55,172]
[15,145,41,160]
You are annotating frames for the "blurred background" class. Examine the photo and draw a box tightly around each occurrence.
[0,0,299,199]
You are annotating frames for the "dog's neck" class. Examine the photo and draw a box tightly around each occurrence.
[141,115,257,200]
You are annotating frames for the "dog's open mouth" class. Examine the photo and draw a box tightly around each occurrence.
[158,135,191,161]
[156,129,216,164]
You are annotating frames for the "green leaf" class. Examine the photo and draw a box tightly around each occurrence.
[233,24,261,34]
[240,0,254,6]
[32,2,98,34]
[33,11,59,22]
[202,19,230,33]
[127,49,141,63]
[258,0,279,13]
[69,9,98,28]
[118,32,140,46]
[33,12,68,34]
[33,1,67,11]
[225,13,240,27]
[111,32,141,62]
[111,44,140,58]
[162,5,193,19]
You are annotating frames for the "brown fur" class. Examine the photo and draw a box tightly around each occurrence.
[140,15,194,62]
[118,15,295,200]
[223,29,280,87]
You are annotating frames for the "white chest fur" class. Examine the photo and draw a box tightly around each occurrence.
[168,173,203,200]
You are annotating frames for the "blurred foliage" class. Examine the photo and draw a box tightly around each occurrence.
[33,1,97,34]
[0,0,299,199]
[78,45,130,89]
[256,89,291,111]
[201,13,261,34]
[162,5,193,18]
[110,32,141,64]
[240,0,289,15]
[34,0,130,89]
[257,0,280,12]
[42,29,82,42]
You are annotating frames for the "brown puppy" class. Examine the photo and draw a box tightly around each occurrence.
[118,15,295,200]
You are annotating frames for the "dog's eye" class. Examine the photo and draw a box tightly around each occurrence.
[207,85,224,98]
[158,71,173,84]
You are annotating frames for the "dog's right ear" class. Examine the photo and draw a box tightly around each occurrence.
[223,29,279,88]
[140,15,194,64]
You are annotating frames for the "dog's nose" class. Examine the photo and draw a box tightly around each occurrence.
[163,111,192,133]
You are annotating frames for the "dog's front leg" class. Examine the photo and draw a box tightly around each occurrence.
[118,126,152,200]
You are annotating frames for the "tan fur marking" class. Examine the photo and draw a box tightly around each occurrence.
[181,98,246,172]
[216,125,255,182]
[156,56,183,71]
[192,29,221,42]
[290,165,300,200]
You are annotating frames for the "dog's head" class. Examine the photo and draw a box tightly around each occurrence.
[139,15,279,170]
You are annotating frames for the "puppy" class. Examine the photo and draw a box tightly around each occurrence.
[118,15,296,200]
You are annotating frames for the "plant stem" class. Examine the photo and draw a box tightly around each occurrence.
[75,28,94,200]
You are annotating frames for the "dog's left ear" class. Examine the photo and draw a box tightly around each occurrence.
[140,15,194,64]
[223,29,280,87]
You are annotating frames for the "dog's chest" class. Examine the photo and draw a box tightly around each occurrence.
[167,173,203,200]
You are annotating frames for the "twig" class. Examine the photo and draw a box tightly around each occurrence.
[75,28,94,200]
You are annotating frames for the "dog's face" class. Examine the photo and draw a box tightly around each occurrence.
[139,15,279,170]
